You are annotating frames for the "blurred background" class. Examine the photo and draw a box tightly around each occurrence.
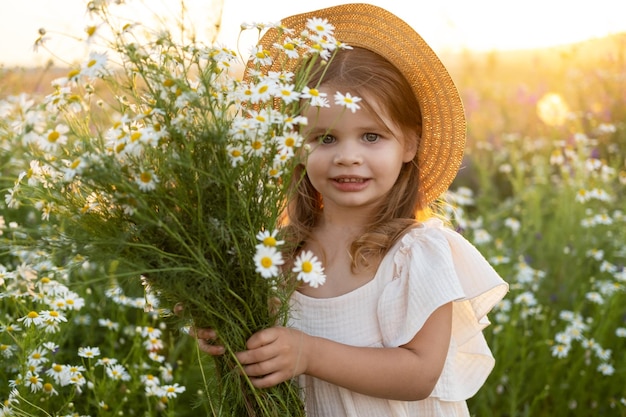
[2,0,626,67]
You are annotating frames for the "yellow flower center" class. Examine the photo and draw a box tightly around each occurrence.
[140,172,152,183]
[67,69,81,79]
[27,311,39,319]
[48,131,60,143]
[115,142,126,153]
[263,236,277,246]
[261,257,273,268]
[301,261,313,273]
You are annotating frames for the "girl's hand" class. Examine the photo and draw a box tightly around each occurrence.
[174,303,225,355]
[190,327,226,355]
[235,327,308,389]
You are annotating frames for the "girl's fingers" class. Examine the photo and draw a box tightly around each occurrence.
[173,302,184,316]
[190,327,217,340]
[188,327,225,355]
[198,338,225,355]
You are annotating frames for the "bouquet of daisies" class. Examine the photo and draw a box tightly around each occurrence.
[5,3,349,416]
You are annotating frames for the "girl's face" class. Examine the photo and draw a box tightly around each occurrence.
[302,88,417,216]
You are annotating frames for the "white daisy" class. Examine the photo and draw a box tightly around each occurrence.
[301,86,329,108]
[292,250,326,288]
[334,91,361,113]
[254,245,284,279]
[78,346,101,359]
[256,229,284,248]
[135,169,159,192]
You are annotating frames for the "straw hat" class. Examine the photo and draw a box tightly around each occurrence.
[257,3,466,205]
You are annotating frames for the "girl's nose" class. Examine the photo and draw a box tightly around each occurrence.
[333,141,363,165]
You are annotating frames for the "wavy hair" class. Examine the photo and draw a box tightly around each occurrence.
[282,47,433,271]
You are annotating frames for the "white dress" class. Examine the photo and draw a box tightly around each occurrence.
[289,219,509,417]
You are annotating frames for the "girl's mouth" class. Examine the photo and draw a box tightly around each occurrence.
[334,177,366,183]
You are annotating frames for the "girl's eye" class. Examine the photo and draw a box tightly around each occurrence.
[317,135,335,144]
[363,133,379,143]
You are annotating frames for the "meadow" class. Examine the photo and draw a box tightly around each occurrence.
[1,6,625,416]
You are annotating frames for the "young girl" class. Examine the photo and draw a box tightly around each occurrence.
[195,4,508,416]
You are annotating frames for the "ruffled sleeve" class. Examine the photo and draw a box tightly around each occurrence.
[377,218,508,401]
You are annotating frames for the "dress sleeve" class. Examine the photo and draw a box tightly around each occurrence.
[377,218,508,401]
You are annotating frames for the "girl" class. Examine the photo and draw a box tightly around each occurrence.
[195,4,508,416]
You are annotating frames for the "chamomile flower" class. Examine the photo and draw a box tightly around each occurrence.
[162,383,186,398]
[39,310,67,325]
[292,250,326,288]
[301,86,329,108]
[0,343,17,358]
[254,245,284,279]
[142,373,160,387]
[39,123,70,152]
[248,79,275,103]
[256,229,284,248]
[42,382,59,396]
[18,311,43,327]
[98,318,120,331]
[504,217,521,234]
[106,363,131,381]
[597,363,615,376]
[78,346,101,359]
[81,51,108,78]
[245,137,266,157]
[585,291,604,304]
[274,37,302,59]
[135,169,159,192]
[268,162,283,178]
[551,343,570,359]
[277,83,300,104]
[334,91,361,113]
[24,371,43,393]
[27,347,48,366]
[144,337,164,351]
[306,17,335,38]
[276,131,303,156]
[250,45,273,66]
[226,144,245,166]
[46,363,71,386]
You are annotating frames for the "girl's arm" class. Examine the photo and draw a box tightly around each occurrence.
[234,302,452,401]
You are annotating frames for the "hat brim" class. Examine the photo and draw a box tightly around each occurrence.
[257,3,466,205]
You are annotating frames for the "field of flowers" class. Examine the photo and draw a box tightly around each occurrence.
[1,2,625,416]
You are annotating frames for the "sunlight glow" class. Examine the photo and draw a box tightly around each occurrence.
[1,0,625,67]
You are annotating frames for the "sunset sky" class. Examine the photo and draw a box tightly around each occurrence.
[1,0,625,67]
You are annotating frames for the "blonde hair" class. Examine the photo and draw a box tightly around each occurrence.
[283,47,434,271]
